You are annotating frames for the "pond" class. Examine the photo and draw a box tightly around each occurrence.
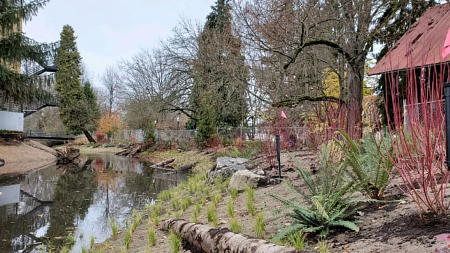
[0,153,186,253]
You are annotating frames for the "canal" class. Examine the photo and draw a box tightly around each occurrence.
[0,153,186,253]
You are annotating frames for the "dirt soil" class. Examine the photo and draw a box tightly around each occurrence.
[0,138,57,176]
[96,149,450,253]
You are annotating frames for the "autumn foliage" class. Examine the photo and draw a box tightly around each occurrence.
[97,112,124,141]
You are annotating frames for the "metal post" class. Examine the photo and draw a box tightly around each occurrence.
[252,116,255,140]
[445,82,450,170]
[276,135,281,179]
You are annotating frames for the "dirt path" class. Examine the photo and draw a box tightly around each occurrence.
[0,139,57,176]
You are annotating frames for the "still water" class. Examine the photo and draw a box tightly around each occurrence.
[0,153,186,253]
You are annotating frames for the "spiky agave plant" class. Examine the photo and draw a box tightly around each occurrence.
[336,130,393,200]
[270,150,371,240]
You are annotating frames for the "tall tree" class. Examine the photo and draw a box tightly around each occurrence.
[191,0,248,128]
[101,66,121,115]
[0,0,57,103]
[55,25,95,142]
[83,81,101,131]
[236,0,436,137]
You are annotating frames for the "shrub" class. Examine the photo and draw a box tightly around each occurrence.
[377,63,449,215]
[336,130,393,199]
[94,130,105,142]
[271,149,368,240]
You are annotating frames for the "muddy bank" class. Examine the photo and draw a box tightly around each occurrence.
[0,139,57,176]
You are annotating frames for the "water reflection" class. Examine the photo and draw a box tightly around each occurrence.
[0,153,185,253]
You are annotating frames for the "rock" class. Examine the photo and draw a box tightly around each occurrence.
[207,157,248,183]
[229,170,269,191]
[254,169,265,176]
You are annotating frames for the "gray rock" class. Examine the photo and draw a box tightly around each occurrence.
[254,169,265,176]
[228,169,269,191]
[207,157,248,183]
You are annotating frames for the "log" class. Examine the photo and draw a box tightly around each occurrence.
[161,219,313,253]
[55,147,80,164]
[178,162,196,173]
[152,158,175,167]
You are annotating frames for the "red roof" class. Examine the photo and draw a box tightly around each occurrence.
[369,3,450,75]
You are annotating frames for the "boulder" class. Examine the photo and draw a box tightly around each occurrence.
[229,169,269,191]
[207,157,248,183]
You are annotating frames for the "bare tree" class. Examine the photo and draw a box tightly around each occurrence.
[101,66,121,114]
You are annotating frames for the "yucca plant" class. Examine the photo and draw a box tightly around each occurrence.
[271,149,369,240]
[336,130,393,199]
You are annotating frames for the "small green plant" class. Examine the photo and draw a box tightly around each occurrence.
[90,235,95,248]
[124,229,132,249]
[191,209,199,223]
[317,239,330,253]
[207,204,215,222]
[169,230,182,253]
[81,247,87,253]
[254,212,265,238]
[213,193,222,208]
[227,199,235,218]
[61,246,69,253]
[158,190,172,201]
[229,188,238,201]
[214,175,223,186]
[153,214,160,226]
[148,227,157,246]
[287,230,307,250]
[246,197,256,216]
[229,218,242,233]
[245,186,255,202]
[195,201,201,214]
[132,210,142,232]
[171,197,180,210]
[110,218,119,238]
[67,233,75,245]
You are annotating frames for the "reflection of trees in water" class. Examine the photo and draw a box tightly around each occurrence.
[45,163,97,250]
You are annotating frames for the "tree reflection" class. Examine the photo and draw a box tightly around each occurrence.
[45,162,96,250]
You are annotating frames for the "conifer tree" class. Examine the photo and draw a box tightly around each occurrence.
[83,81,100,131]
[55,25,95,142]
[191,0,248,128]
[0,0,57,103]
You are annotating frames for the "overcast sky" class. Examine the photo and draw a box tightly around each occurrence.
[23,0,216,86]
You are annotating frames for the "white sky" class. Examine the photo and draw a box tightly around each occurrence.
[23,0,216,86]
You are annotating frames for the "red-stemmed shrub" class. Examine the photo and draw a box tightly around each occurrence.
[377,62,450,216]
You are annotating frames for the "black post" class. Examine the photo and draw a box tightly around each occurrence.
[251,116,255,140]
[275,135,281,179]
[445,82,450,170]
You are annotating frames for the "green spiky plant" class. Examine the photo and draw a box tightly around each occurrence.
[169,230,182,253]
[287,230,307,250]
[336,130,393,200]
[148,227,157,246]
[271,146,370,240]
[229,218,242,233]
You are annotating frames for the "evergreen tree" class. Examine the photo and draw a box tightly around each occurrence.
[55,25,95,142]
[0,0,56,103]
[83,81,100,131]
[191,0,248,128]
[195,93,216,147]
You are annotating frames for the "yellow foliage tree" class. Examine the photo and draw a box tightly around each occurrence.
[97,112,124,141]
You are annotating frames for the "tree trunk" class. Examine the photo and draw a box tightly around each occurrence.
[83,130,96,143]
[161,218,314,253]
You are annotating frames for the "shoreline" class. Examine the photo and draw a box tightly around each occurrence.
[0,139,58,177]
